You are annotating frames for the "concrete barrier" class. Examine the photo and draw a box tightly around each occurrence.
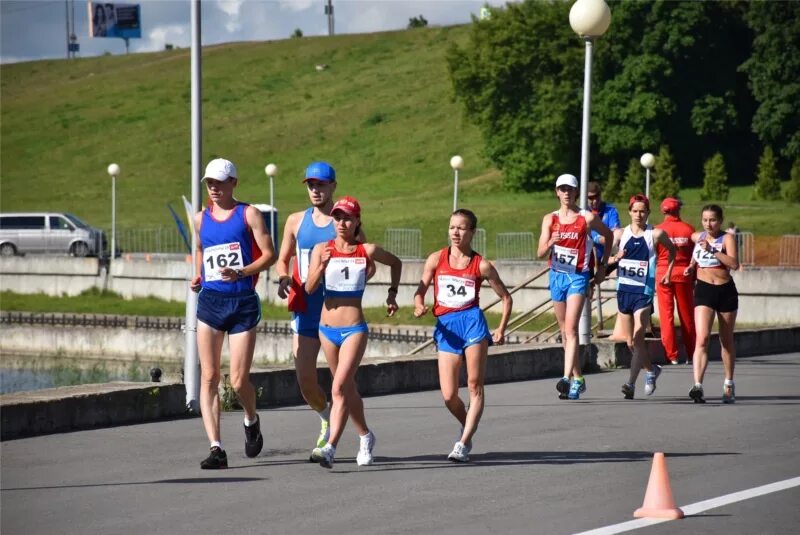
[2,326,796,440]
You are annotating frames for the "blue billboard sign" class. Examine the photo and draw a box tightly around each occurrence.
[88,2,141,39]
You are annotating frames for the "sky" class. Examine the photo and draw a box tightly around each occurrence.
[1,0,508,64]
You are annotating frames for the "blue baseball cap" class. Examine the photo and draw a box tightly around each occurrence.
[304,161,336,182]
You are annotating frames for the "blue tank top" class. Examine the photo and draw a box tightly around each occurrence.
[200,203,257,293]
[616,225,656,296]
[296,207,335,311]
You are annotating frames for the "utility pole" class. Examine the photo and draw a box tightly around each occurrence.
[65,0,78,59]
[324,0,334,36]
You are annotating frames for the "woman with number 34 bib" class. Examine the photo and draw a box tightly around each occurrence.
[305,196,402,469]
[414,209,512,463]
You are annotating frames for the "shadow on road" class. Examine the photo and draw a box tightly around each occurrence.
[1,476,267,492]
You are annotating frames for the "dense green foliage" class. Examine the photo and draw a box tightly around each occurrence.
[650,146,680,202]
[753,146,782,201]
[701,153,730,201]
[620,158,643,202]
[784,160,800,203]
[602,162,622,202]
[740,1,800,160]
[448,0,795,191]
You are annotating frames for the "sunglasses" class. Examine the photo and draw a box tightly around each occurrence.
[587,194,599,200]
[557,186,575,192]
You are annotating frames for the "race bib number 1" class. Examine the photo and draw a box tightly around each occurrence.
[436,274,476,308]
[325,257,367,293]
[551,245,578,274]
[203,242,243,282]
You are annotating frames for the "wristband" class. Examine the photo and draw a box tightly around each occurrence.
[279,275,291,282]
[388,286,399,293]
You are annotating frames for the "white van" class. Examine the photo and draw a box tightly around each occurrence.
[0,212,107,257]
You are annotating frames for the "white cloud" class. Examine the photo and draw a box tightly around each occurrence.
[279,0,315,13]
[216,0,244,17]
[137,24,187,53]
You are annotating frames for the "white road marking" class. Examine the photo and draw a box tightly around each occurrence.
[572,476,800,535]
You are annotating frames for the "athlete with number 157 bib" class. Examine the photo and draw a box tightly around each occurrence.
[537,174,613,401]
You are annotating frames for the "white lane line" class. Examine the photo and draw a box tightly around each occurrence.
[572,476,800,535]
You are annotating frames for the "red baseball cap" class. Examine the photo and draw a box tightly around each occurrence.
[331,196,361,217]
[660,197,682,214]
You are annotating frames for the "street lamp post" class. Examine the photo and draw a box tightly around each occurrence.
[569,0,611,346]
[640,152,655,199]
[107,163,120,262]
[264,163,278,243]
[450,155,464,212]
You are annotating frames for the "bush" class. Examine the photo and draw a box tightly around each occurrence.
[291,28,303,39]
[752,146,782,200]
[621,158,645,202]
[408,15,428,29]
[603,162,622,202]
[650,146,681,202]
[784,159,800,202]
[701,152,730,201]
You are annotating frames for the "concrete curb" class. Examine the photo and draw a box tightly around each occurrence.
[2,326,797,440]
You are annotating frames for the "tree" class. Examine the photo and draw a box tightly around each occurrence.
[650,145,681,202]
[408,15,428,29]
[291,28,303,39]
[784,159,800,203]
[752,146,782,200]
[603,162,622,203]
[447,1,582,191]
[741,2,800,159]
[621,158,644,202]
[701,153,730,201]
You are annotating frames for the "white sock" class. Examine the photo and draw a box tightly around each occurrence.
[211,440,223,450]
[695,382,703,388]
[724,379,734,386]
[318,404,331,422]
[244,414,258,427]
[323,443,336,454]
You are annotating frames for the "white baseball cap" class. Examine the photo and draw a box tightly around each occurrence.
[203,158,238,182]
[555,173,578,188]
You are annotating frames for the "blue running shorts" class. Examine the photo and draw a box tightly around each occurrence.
[292,310,323,338]
[434,306,492,356]
[197,289,261,334]
[616,291,653,315]
[319,322,369,347]
[549,271,590,302]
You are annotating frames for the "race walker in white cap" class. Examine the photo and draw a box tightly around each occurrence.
[191,157,276,469]
[537,173,613,400]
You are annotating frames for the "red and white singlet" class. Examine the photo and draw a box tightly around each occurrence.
[432,247,482,316]
[548,210,593,274]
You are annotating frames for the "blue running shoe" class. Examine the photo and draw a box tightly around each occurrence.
[567,378,584,400]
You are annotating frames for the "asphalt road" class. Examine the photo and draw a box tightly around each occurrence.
[2,352,799,535]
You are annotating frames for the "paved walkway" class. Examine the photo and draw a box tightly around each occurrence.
[2,353,799,535]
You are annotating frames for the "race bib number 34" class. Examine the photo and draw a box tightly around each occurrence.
[325,257,367,293]
[436,275,476,308]
[203,242,243,282]
[551,245,578,274]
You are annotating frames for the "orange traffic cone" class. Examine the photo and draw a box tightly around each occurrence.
[633,452,685,520]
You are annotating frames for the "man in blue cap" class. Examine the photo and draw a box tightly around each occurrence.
[275,161,367,461]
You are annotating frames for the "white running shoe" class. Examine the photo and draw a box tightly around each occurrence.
[644,365,662,396]
[448,441,471,463]
[356,431,376,466]
[319,444,335,469]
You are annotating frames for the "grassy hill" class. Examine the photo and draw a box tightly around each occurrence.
[2,26,798,259]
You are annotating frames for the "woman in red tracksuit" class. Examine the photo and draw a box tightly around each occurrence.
[655,198,696,365]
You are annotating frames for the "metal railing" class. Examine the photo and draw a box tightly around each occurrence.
[384,228,422,259]
[779,235,800,266]
[496,232,535,261]
[735,231,755,266]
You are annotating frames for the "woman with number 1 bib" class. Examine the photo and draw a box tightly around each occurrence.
[305,196,402,468]
[414,209,512,462]
[537,174,613,400]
